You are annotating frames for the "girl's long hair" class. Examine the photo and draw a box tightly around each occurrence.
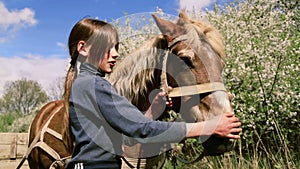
[63,18,118,129]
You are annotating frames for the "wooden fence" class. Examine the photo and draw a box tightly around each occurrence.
[0,133,29,168]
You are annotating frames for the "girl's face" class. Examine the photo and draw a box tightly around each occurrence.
[98,43,119,73]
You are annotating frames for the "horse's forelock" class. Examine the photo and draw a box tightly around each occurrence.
[177,11,226,59]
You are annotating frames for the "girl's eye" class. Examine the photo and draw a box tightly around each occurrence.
[115,43,119,52]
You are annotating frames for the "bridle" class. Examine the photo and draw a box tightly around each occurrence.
[160,35,227,98]
[159,33,231,166]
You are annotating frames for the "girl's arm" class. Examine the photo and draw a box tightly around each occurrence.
[147,91,242,139]
[186,112,242,139]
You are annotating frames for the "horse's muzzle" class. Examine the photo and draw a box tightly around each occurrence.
[200,135,235,156]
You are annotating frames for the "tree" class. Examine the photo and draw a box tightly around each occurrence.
[0,78,48,115]
[47,76,65,101]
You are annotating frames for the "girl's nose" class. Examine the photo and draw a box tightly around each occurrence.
[110,47,119,59]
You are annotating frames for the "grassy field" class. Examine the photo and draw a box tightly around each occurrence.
[163,138,299,169]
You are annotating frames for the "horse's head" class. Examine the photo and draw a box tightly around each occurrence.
[152,12,234,155]
[109,12,235,156]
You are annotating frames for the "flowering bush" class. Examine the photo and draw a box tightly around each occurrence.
[206,0,299,153]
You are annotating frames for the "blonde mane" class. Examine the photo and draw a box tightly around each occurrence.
[108,35,167,105]
[109,12,226,104]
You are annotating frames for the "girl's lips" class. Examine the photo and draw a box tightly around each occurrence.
[109,62,116,67]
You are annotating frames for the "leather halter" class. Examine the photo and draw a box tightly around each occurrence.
[160,36,227,97]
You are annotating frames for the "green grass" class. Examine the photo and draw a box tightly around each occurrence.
[163,137,299,169]
[0,113,18,132]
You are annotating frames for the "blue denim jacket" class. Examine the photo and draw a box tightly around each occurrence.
[67,63,186,169]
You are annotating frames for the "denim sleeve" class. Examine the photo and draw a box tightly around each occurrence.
[94,78,186,144]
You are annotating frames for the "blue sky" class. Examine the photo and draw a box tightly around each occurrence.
[0,0,230,96]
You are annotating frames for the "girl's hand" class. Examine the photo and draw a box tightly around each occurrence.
[186,112,242,139]
[145,90,173,119]
[207,112,242,139]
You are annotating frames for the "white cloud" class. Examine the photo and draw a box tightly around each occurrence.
[56,42,67,50]
[0,1,37,42]
[0,56,69,96]
[178,0,217,11]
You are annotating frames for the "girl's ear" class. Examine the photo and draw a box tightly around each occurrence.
[77,40,88,57]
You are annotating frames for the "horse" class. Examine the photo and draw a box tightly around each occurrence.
[19,11,234,169]
[110,12,234,168]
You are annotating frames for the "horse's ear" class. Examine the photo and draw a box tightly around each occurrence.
[178,10,190,25]
[178,10,189,20]
[152,14,186,42]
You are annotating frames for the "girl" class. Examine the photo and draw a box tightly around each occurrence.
[65,18,241,169]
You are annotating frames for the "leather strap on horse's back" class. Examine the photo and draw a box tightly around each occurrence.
[16,102,68,169]
[34,142,61,160]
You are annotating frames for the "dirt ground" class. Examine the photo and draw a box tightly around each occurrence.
[0,159,29,169]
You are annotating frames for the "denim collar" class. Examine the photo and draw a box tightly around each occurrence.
[80,62,105,77]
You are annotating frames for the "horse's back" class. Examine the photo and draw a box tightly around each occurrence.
[29,100,64,140]
[28,100,73,169]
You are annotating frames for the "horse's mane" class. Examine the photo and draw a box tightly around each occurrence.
[108,35,167,104]
[108,11,225,104]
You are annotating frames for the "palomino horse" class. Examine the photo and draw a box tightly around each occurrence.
[19,12,234,169]
[110,12,234,168]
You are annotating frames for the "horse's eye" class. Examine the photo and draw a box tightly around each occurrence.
[180,56,195,68]
[177,49,195,59]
